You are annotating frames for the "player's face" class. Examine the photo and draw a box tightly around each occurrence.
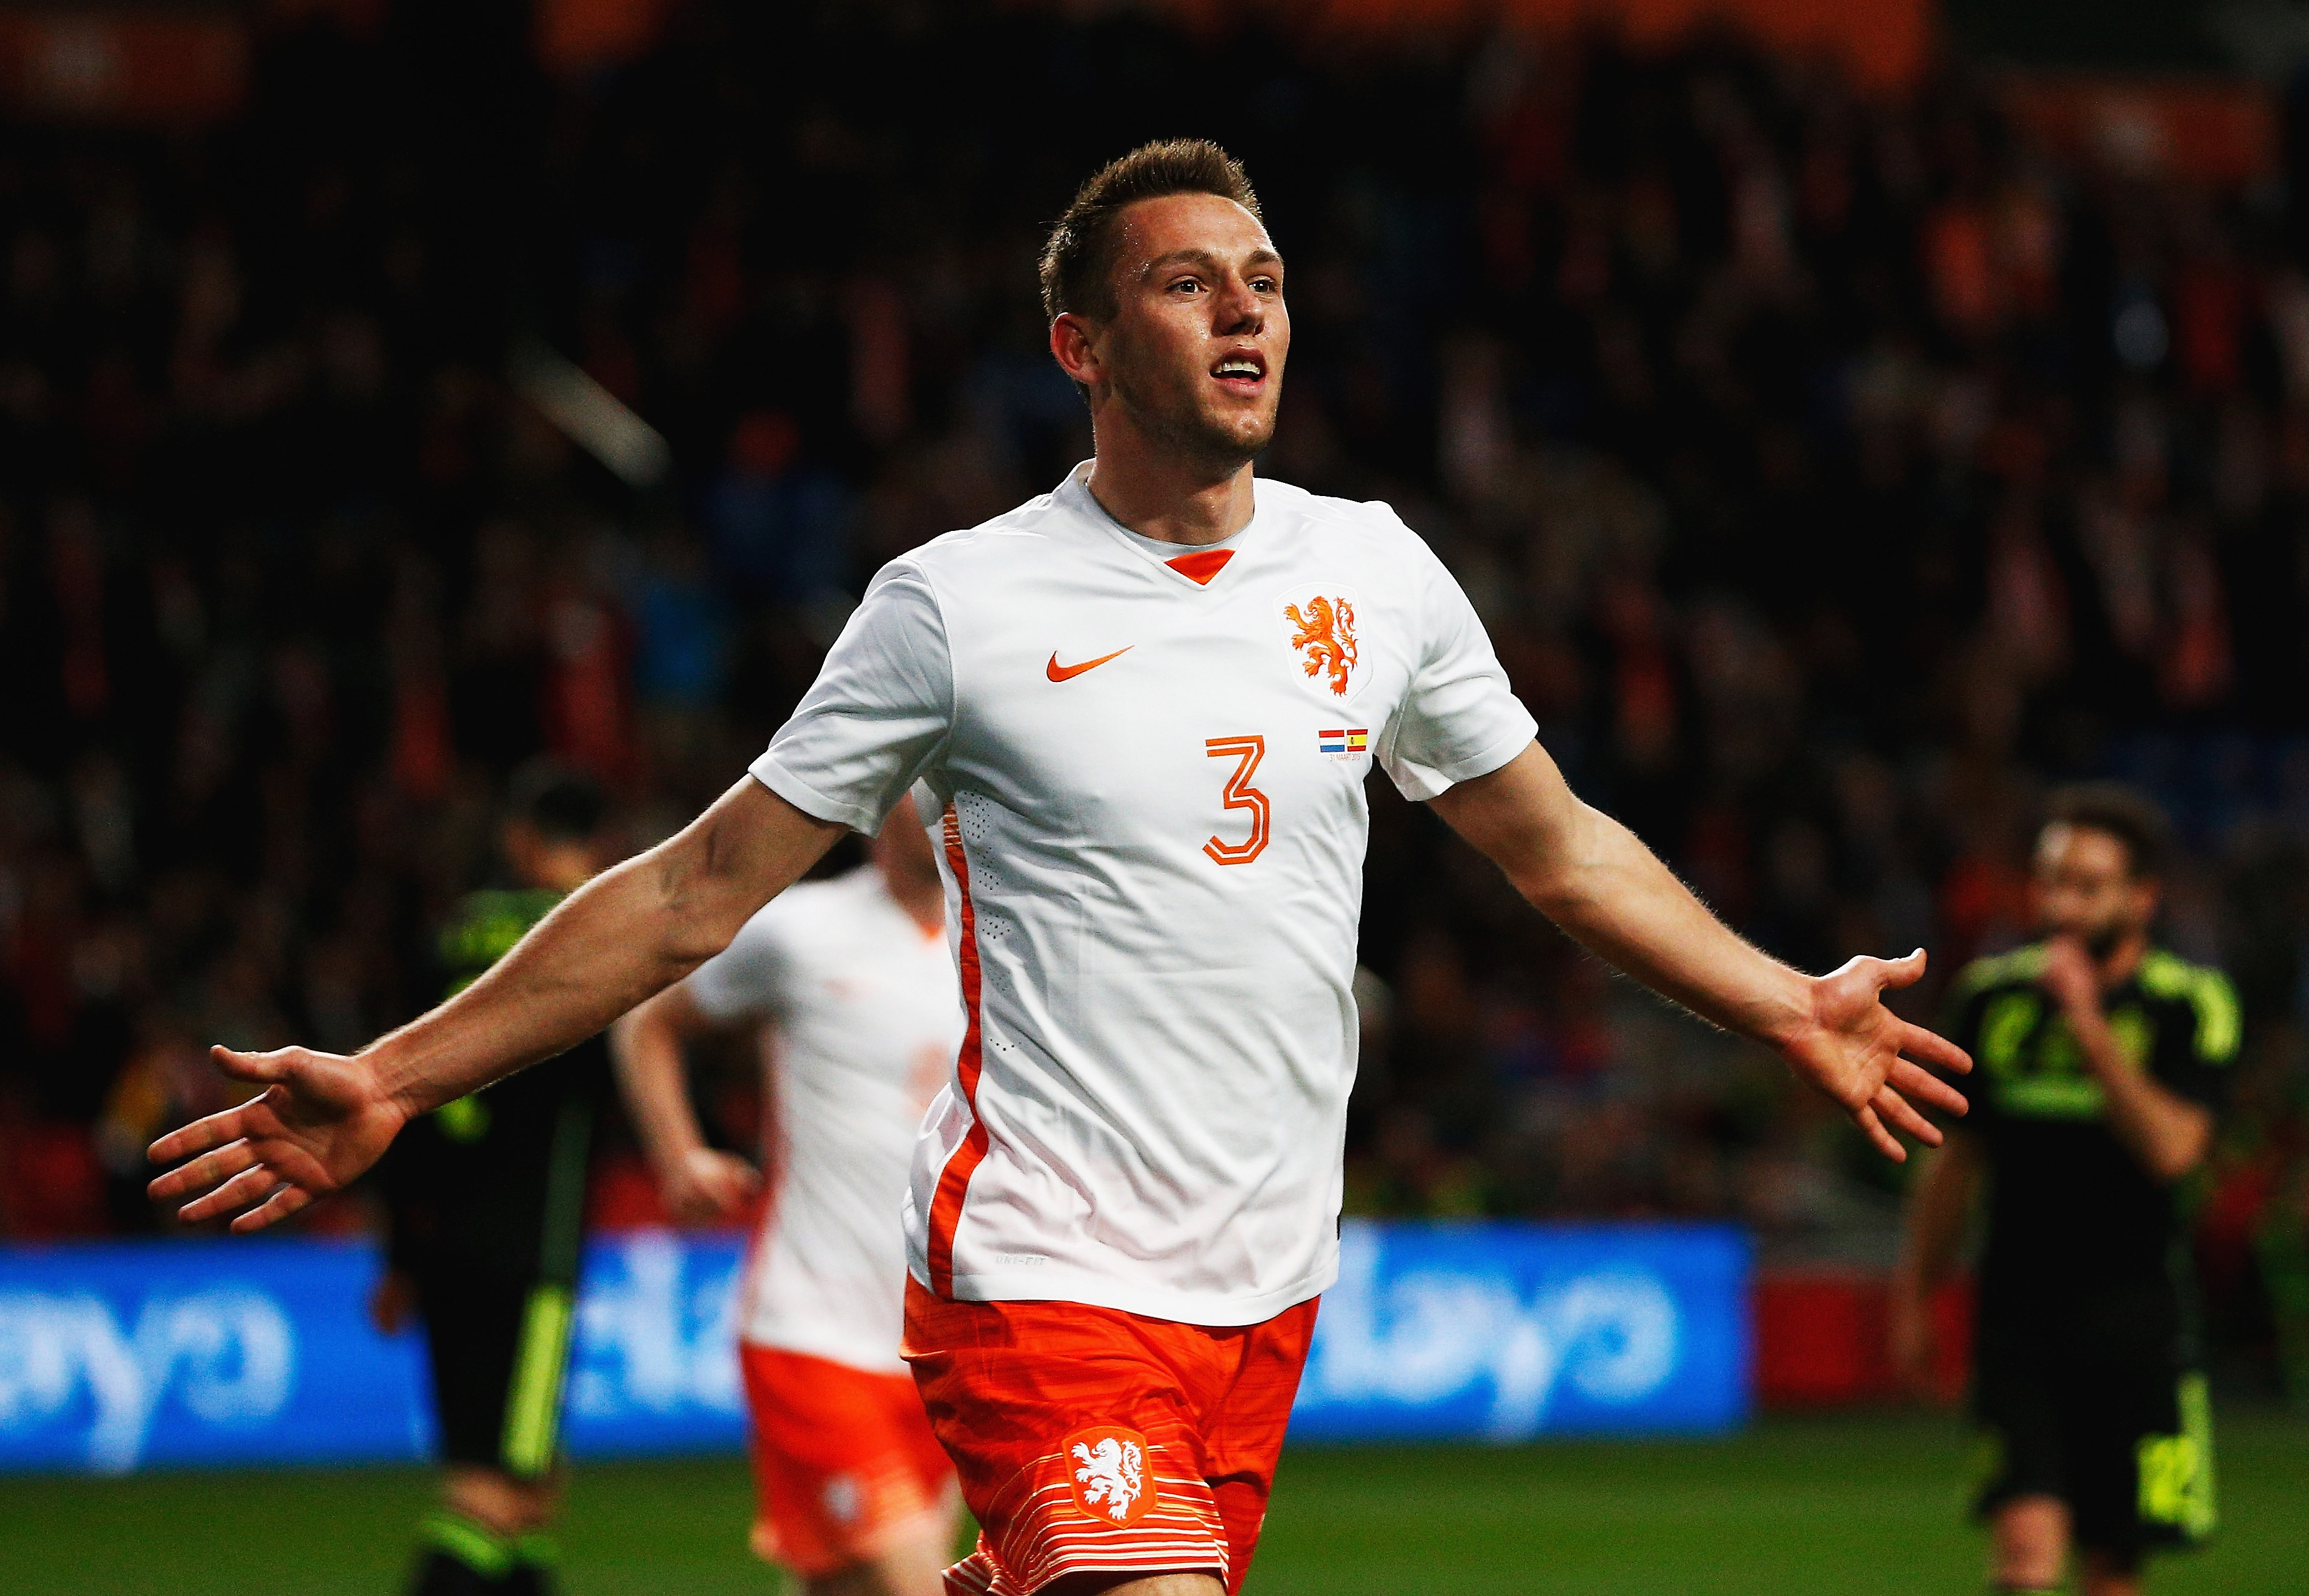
[2032,823,2157,957]
[1086,192,1288,470]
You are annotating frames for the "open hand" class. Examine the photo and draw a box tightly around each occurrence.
[1777,950,1971,1161]
[660,1147,762,1225]
[147,1046,409,1232]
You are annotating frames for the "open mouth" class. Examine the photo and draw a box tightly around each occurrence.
[1211,351,1267,392]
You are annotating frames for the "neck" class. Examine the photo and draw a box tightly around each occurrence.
[1083,419,1257,547]
[881,862,945,934]
[2094,931,2150,988]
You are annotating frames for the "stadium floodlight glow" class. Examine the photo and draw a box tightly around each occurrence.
[509,334,673,489]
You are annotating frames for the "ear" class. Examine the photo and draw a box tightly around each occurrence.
[1050,312,1105,390]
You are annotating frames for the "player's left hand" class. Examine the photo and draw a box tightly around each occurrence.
[1779,950,1971,1162]
[146,1045,410,1232]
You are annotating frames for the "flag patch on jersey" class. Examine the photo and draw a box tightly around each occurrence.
[1319,728,1369,756]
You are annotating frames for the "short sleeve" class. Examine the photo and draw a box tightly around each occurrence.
[2149,967,2242,1114]
[751,562,954,834]
[1376,526,1538,801]
[685,903,793,1024]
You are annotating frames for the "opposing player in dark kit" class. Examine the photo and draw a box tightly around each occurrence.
[373,764,613,1596]
[1894,785,2235,1596]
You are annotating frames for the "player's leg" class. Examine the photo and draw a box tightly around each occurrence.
[492,1272,584,1596]
[799,1517,955,1596]
[410,1101,590,1595]
[444,1465,562,1533]
[2077,1549,2142,1596]
[1198,1297,1320,1592]
[743,1343,963,1596]
[408,1266,580,1595]
[808,1371,964,1596]
[1988,1494,2071,1592]
[409,1272,530,1594]
[436,1466,564,1590]
[2072,1355,2215,1596]
[904,1283,1240,1594]
[810,1532,946,1596]
[1970,1305,2071,1595]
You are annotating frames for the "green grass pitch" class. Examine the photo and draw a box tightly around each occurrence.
[3,1411,2302,1594]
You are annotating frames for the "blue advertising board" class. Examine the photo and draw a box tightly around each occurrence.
[561,1230,746,1459]
[1292,1220,1750,1441]
[0,1237,435,1472]
[0,1222,1748,1473]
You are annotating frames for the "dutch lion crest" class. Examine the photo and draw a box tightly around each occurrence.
[1286,595,1359,696]
[1069,1433,1147,1524]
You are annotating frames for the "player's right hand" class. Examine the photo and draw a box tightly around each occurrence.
[661,1146,762,1225]
[146,1046,410,1233]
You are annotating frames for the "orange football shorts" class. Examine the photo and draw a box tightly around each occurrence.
[902,1278,1319,1595]
[740,1342,957,1579]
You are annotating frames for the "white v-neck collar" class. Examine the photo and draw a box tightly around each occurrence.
[1057,461,1262,589]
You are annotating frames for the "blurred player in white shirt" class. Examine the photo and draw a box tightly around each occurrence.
[157,139,1971,1596]
[612,794,959,1596]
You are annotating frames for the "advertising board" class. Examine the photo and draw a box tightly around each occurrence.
[0,1222,1748,1472]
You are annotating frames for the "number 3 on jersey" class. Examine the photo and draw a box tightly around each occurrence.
[1203,736,1270,865]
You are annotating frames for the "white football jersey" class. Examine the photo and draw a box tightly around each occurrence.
[753,464,1536,1325]
[686,866,961,1372]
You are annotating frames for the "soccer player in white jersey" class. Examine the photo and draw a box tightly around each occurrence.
[152,140,1971,1596]
[611,793,960,1596]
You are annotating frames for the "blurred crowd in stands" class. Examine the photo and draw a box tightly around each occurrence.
[0,1,2304,1391]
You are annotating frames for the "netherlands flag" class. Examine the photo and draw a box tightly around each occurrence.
[1319,728,1369,754]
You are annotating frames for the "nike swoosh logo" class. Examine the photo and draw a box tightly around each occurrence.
[1047,646,1133,682]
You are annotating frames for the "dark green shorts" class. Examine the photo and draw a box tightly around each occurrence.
[1971,1294,2214,1562]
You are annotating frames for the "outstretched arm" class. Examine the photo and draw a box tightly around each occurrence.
[610,983,763,1225]
[1428,742,1971,1159]
[150,776,843,1230]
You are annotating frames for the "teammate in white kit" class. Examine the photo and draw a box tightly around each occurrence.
[153,140,1972,1596]
[611,794,959,1596]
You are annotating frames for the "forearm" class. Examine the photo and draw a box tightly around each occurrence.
[365,777,839,1119]
[2071,1013,2212,1181]
[365,858,711,1115]
[610,996,713,1176]
[1431,742,1967,1162]
[1514,802,1812,1046]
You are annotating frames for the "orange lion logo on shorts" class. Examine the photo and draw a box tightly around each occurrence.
[1286,596,1358,696]
[1063,1424,1154,1527]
